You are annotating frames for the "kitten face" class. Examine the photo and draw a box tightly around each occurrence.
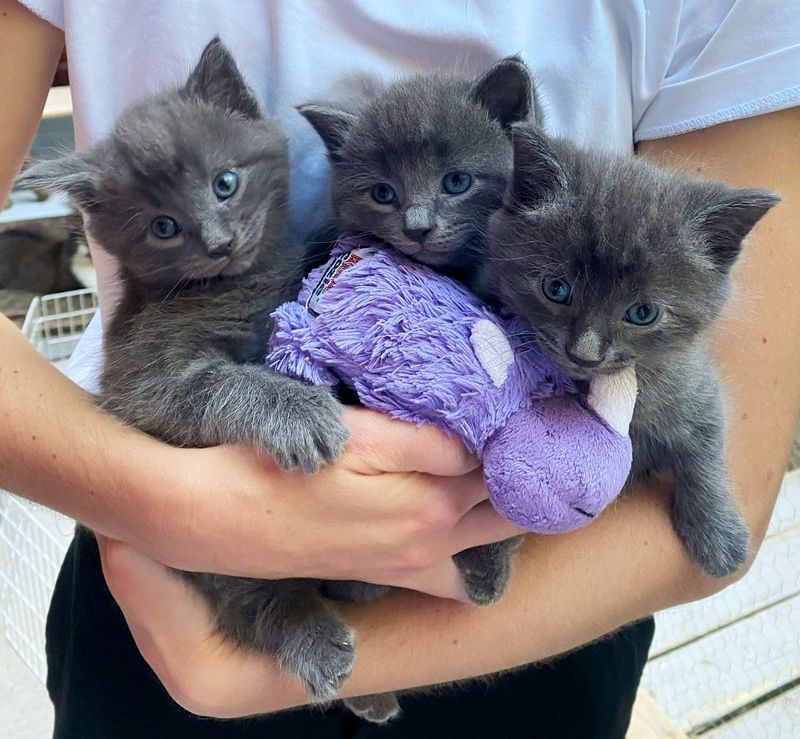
[298,58,532,269]
[17,39,289,287]
[487,125,779,379]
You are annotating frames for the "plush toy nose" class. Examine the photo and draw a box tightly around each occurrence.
[482,399,632,533]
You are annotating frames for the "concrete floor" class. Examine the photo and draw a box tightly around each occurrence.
[0,622,53,738]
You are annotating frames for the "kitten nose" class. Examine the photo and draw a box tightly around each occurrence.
[403,204,434,244]
[402,227,433,244]
[565,349,604,368]
[566,328,607,367]
[207,240,233,258]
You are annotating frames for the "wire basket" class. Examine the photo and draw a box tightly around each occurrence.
[0,287,98,682]
[22,288,98,365]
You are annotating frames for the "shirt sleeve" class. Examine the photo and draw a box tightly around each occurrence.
[15,0,64,30]
[634,0,800,141]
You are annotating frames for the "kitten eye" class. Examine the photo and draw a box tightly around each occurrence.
[150,216,181,239]
[213,169,240,200]
[541,276,572,304]
[370,182,397,205]
[442,171,472,195]
[624,303,660,326]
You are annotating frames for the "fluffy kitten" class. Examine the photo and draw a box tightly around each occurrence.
[17,39,357,701]
[298,57,533,723]
[486,123,779,577]
[298,56,533,284]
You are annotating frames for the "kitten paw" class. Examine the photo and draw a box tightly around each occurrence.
[345,693,401,724]
[680,511,751,578]
[454,538,521,606]
[263,384,349,473]
[278,614,356,701]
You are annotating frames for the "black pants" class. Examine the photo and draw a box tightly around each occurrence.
[47,528,654,739]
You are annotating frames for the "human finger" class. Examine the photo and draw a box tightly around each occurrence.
[343,407,479,476]
[449,500,527,553]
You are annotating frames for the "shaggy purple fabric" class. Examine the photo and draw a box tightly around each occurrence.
[267,240,632,533]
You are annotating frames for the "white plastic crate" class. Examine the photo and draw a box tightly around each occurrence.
[21,287,98,365]
[0,287,98,682]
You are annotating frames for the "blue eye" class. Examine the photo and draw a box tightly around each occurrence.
[370,182,397,204]
[150,216,181,239]
[442,171,472,194]
[213,169,240,200]
[624,303,660,326]
[541,276,572,304]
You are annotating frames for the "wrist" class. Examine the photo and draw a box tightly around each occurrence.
[121,444,283,576]
[93,425,189,560]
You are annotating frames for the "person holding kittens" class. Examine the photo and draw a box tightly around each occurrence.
[1,2,799,738]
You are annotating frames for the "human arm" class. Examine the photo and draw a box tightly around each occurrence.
[1,315,519,598]
[100,106,800,716]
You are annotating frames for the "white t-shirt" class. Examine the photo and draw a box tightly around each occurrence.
[18,0,800,391]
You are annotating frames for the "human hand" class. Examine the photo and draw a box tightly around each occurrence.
[135,407,523,600]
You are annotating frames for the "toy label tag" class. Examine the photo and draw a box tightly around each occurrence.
[306,248,375,315]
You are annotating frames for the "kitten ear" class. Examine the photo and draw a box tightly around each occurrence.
[296,103,357,159]
[695,185,781,269]
[15,153,98,209]
[183,36,261,119]
[469,55,533,128]
[507,124,565,209]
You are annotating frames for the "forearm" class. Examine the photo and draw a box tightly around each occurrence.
[340,481,684,696]
[179,476,716,715]
[0,316,178,545]
[0,0,64,201]
[267,478,760,710]
[247,458,785,713]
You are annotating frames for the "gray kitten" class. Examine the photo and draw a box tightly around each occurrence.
[17,40,358,702]
[298,57,533,722]
[486,123,779,578]
[298,56,533,285]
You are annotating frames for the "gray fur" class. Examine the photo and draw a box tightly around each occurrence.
[18,39,354,701]
[486,123,780,577]
[298,56,532,283]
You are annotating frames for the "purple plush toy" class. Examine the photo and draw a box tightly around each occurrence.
[267,240,637,533]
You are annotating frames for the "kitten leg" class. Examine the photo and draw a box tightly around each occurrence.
[672,448,750,577]
[184,573,356,701]
[667,387,750,577]
[320,580,391,603]
[179,357,349,472]
[453,537,523,605]
[345,693,402,724]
